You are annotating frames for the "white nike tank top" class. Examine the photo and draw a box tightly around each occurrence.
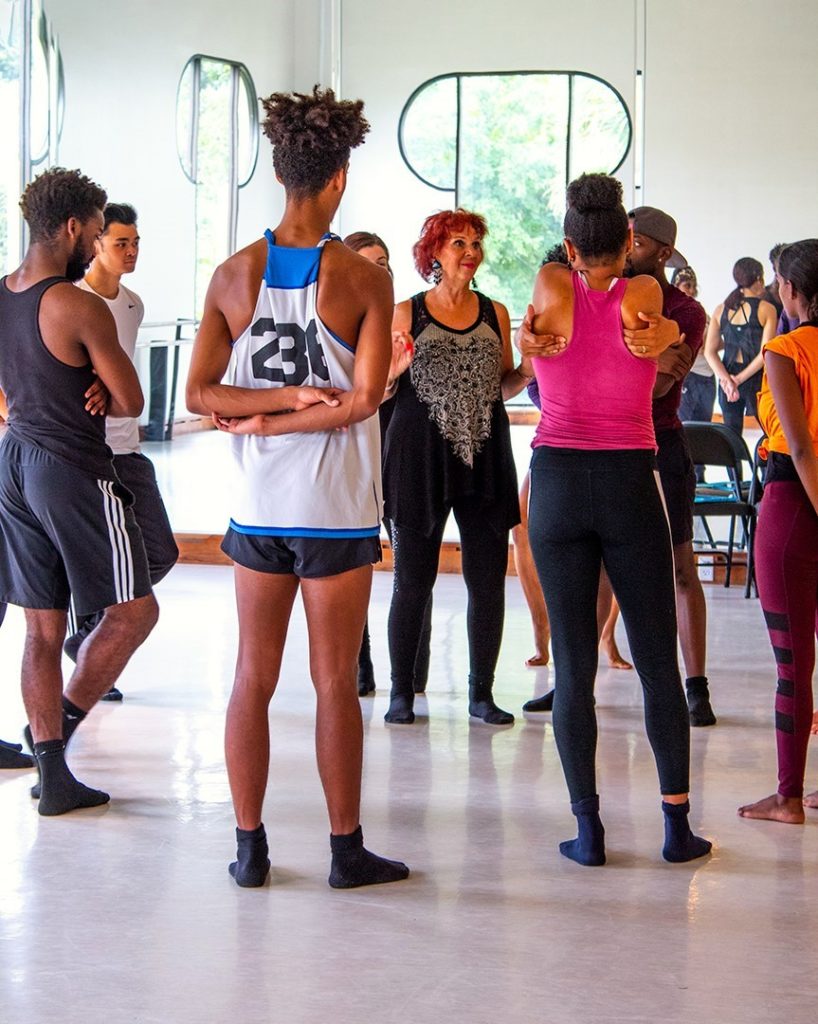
[227,231,382,538]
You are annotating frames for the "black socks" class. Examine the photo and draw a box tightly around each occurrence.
[28,697,89,799]
[24,695,87,754]
[662,800,712,863]
[523,689,554,713]
[468,681,514,725]
[384,691,415,724]
[0,738,35,770]
[229,824,271,887]
[685,677,716,727]
[560,794,606,866]
[33,739,109,816]
[328,826,409,889]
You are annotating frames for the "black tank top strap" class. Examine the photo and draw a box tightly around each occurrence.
[410,292,430,338]
[476,291,501,337]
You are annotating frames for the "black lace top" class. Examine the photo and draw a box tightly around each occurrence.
[382,291,520,535]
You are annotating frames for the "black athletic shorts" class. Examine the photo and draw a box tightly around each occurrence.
[0,435,152,615]
[656,428,696,547]
[221,527,381,579]
[112,452,178,585]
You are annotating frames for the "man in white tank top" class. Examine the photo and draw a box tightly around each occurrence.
[186,86,408,890]
[74,204,178,697]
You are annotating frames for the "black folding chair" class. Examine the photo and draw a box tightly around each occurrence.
[682,422,761,594]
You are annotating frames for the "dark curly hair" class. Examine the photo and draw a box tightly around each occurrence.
[541,241,569,267]
[563,173,628,264]
[724,256,764,311]
[778,240,818,321]
[19,167,107,243]
[103,202,137,231]
[261,85,369,199]
[412,208,488,281]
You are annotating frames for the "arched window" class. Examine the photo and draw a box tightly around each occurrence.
[399,71,631,315]
[176,54,258,316]
[0,0,64,274]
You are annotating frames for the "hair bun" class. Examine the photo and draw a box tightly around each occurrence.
[566,173,622,213]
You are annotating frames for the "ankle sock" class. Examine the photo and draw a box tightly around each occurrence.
[560,794,606,866]
[469,680,514,725]
[384,691,415,724]
[229,824,271,887]
[522,689,554,713]
[34,739,109,816]
[61,697,88,743]
[0,738,35,769]
[24,696,87,755]
[328,825,409,889]
[662,800,712,862]
[685,677,716,727]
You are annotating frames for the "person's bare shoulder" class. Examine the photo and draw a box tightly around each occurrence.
[213,238,267,288]
[536,262,572,288]
[42,280,109,324]
[321,240,393,303]
[624,273,663,308]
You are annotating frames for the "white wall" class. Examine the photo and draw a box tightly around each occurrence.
[643,0,817,313]
[47,0,297,322]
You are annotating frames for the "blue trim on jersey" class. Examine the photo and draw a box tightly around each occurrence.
[322,320,355,353]
[263,229,321,289]
[229,519,380,539]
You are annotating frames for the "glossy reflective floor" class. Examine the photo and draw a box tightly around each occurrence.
[1,567,816,1024]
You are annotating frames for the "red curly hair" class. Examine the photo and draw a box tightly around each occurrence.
[412,208,488,281]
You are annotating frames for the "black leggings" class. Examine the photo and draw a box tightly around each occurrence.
[388,499,509,696]
[528,446,689,802]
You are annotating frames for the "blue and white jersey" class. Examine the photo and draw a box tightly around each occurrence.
[226,231,382,538]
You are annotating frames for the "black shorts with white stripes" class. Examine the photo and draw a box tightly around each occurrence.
[0,435,152,616]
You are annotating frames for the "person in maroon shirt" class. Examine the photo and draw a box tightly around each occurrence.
[627,207,714,727]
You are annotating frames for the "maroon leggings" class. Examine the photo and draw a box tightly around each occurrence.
[755,480,818,798]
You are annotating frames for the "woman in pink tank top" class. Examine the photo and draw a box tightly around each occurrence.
[521,174,712,869]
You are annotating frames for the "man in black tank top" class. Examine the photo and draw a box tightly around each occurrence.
[0,168,158,816]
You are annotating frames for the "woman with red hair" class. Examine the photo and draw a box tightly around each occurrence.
[383,209,534,725]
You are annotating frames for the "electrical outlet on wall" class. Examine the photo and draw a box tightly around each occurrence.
[698,561,714,582]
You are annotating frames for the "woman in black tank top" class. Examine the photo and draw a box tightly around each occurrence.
[704,256,777,436]
[382,209,534,726]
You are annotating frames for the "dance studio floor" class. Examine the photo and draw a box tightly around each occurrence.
[0,566,816,1024]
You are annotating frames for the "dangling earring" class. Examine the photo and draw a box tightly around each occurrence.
[471,276,479,291]
[431,258,442,285]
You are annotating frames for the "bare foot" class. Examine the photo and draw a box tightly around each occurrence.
[811,712,818,736]
[803,791,818,809]
[526,652,550,667]
[600,637,632,670]
[737,793,805,824]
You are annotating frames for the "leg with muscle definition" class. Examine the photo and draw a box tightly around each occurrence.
[302,566,409,888]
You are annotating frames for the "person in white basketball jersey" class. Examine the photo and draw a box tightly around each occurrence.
[186,86,409,889]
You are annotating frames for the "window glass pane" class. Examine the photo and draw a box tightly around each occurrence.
[236,68,257,186]
[177,56,259,318]
[568,75,630,181]
[29,2,48,163]
[399,71,631,319]
[0,0,21,275]
[176,59,195,180]
[400,76,456,192]
[194,58,232,315]
[458,73,569,317]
